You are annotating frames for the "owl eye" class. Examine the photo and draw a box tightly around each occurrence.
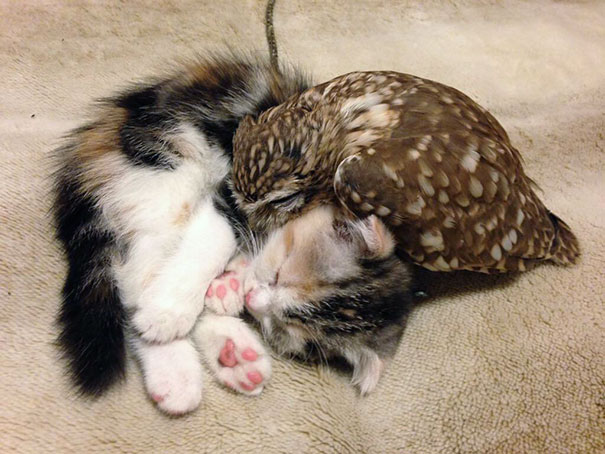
[269,192,303,211]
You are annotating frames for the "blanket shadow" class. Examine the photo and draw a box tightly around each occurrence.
[409,265,521,305]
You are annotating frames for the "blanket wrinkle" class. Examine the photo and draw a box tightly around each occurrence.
[1,1,604,453]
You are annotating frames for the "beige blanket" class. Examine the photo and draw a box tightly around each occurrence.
[1,1,603,452]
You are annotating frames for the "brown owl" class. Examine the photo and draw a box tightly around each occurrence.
[231,71,580,273]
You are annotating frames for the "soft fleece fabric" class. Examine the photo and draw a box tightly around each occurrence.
[1,1,603,452]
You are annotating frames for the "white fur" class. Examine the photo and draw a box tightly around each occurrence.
[133,337,203,415]
[193,314,272,396]
[131,200,237,342]
[103,122,241,412]
[109,124,236,343]
[105,123,229,257]
[134,307,273,415]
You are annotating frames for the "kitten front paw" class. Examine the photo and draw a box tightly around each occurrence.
[195,315,271,396]
[133,295,200,343]
[204,257,249,316]
[204,271,245,316]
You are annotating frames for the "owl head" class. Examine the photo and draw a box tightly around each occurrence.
[232,112,335,232]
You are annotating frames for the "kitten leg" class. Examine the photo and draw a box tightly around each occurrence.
[132,335,203,415]
[345,349,385,395]
[204,254,249,316]
[131,199,237,343]
[193,314,271,396]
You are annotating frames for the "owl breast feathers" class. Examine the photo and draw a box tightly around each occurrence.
[232,71,580,273]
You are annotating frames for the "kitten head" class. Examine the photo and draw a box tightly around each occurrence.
[244,206,413,394]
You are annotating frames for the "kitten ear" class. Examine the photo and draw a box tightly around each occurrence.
[355,215,396,259]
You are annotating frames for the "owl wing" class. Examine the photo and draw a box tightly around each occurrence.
[333,133,558,273]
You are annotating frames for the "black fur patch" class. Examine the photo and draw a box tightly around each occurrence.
[213,179,249,240]
[116,85,176,169]
[54,175,126,396]
[58,237,126,396]
[175,72,249,157]
[195,117,240,158]
[116,85,158,114]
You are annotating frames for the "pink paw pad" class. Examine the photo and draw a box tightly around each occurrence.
[239,381,257,391]
[241,348,258,361]
[247,371,263,385]
[206,287,213,298]
[216,285,227,299]
[229,278,240,291]
[151,393,165,403]
[219,339,237,368]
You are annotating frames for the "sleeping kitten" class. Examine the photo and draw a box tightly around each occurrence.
[205,206,414,394]
[52,53,309,414]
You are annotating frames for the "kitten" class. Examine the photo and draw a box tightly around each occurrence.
[52,53,309,414]
[205,206,414,394]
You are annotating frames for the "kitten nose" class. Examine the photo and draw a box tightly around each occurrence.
[245,289,269,313]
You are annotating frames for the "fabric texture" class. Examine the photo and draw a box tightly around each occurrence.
[1,1,603,452]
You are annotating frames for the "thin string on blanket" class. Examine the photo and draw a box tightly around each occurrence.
[265,0,279,70]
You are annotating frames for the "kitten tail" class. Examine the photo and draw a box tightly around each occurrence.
[54,172,126,396]
[57,236,126,396]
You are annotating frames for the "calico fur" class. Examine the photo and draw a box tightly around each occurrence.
[52,53,310,399]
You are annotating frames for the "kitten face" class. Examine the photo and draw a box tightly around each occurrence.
[244,206,413,394]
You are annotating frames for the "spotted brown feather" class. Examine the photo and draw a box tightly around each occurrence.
[232,71,580,273]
